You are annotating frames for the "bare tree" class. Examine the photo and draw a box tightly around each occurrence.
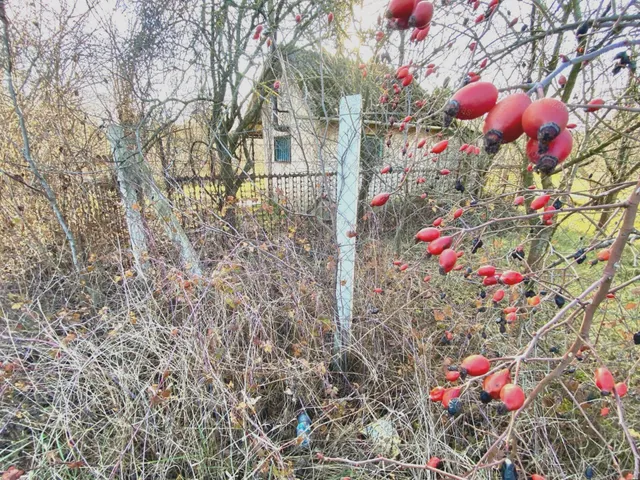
[0,0,82,271]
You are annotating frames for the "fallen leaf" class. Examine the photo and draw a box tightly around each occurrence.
[2,466,25,480]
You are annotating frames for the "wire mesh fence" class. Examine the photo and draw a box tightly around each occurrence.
[0,156,518,263]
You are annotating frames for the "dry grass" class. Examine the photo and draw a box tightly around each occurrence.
[1,217,639,480]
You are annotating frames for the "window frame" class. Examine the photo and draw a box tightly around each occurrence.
[274,135,292,163]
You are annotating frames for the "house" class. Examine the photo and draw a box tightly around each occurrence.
[244,50,480,215]
[254,49,462,214]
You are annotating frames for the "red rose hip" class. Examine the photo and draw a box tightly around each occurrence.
[522,98,569,148]
[526,129,573,173]
[483,93,532,154]
[444,82,499,125]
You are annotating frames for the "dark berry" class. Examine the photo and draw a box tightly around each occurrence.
[447,398,462,415]
[471,238,484,254]
[511,248,525,261]
[480,391,492,404]
[573,248,587,264]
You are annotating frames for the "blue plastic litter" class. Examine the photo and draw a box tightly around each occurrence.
[296,412,311,448]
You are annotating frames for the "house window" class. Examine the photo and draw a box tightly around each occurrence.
[361,135,383,168]
[274,136,291,163]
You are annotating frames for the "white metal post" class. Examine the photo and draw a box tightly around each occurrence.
[334,95,362,370]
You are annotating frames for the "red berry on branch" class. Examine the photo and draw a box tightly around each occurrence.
[461,354,490,376]
[597,249,611,262]
[430,386,445,401]
[614,382,628,398]
[416,227,441,242]
[387,0,417,19]
[586,98,605,112]
[483,275,498,286]
[500,270,524,285]
[530,194,551,210]
[428,235,453,255]
[499,384,525,411]
[445,369,460,381]
[483,93,532,154]
[482,368,512,400]
[595,367,615,395]
[444,82,498,124]
[522,98,569,148]
[431,139,449,153]
[371,192,391,207]
[439,248,458,274]
[402,74,414,87]
[441,386,461,408]
[477,265,496,277]
[409,1,434,28]
[526,130,573,173]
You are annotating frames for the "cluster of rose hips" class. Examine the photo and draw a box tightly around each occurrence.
[429,354,525,415]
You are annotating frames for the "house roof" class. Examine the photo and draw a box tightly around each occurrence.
[260,48,448,129]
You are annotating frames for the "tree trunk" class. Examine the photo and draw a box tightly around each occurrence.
[526,173,554,268]
[140,162,202,277]
[598,117,632,229]
[1,0,82,271]
[108,124,202,277]
[107,125,151,276]
[596,190,618,229]
[157,135,174,200]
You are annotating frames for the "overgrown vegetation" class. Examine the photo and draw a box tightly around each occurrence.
[1,0,640,479]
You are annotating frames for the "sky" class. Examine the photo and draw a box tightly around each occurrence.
[7,0,637,126]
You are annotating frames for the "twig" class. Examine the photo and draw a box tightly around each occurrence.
[448,202,628,234]
[0,0,81,271]
[473,175,640,472]
[615,391,640,478]
[528,40,640,93]
[317,453,468,480]
[568,103,640,113]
